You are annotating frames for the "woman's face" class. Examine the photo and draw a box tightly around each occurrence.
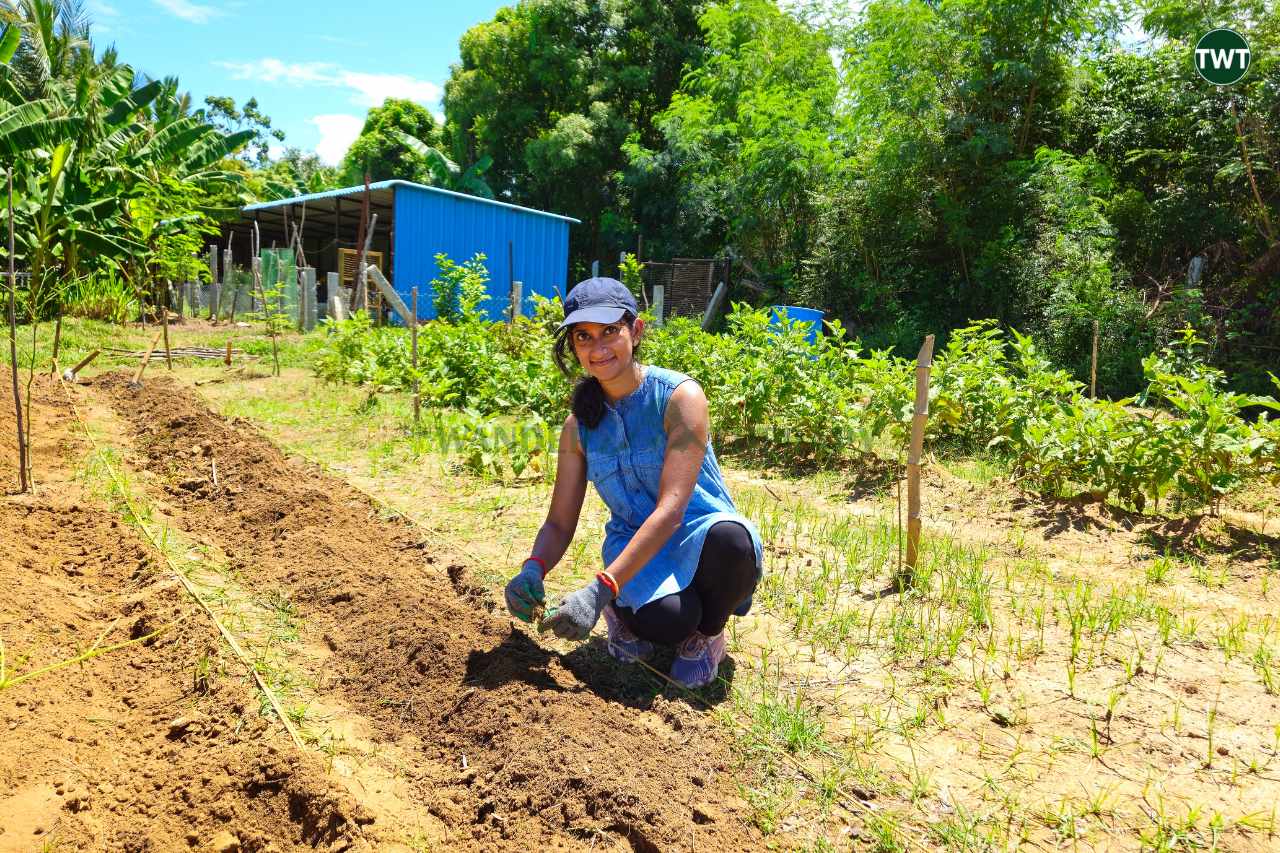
[571,317,644,383]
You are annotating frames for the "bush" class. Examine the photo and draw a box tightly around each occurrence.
[314,305,1280,515]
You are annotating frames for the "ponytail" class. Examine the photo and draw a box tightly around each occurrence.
[553,312,639,429]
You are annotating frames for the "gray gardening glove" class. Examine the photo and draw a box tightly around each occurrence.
[542,578,613,641]
[504,560,545,623]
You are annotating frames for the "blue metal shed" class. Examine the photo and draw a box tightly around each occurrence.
[232,179,578,322]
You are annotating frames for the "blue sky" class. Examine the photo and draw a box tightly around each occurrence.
[88,0,508,165]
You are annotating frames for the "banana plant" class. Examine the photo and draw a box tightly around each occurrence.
[394,130,495,199]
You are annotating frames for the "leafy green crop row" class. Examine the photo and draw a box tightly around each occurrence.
[314,307,1279,515]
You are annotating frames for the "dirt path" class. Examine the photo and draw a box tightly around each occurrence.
[0,376,371,852]
[91,372,761,851]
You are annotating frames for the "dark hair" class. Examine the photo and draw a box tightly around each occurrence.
[553,311,640,429]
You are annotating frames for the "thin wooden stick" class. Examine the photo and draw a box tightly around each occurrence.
[49,310,62,375]
[224,339,232,367]
[354,212,377,312]
[131,329,164,387]
[162,280,172,370]
[6,167,27,492]
[1090,319,1099,399]
[900,334,935,590]
[411,286,420,426]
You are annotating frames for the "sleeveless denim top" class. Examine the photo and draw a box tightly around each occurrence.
[578,365,764,610]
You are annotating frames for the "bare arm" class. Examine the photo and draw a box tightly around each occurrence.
[604,381,708,589]
[527,414,588,571]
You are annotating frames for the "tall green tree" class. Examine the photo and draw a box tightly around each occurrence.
[443,0,707,265]
[631,0,838,281]
[341,97,442,185]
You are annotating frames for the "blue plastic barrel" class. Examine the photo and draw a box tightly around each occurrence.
[768,305,825,346]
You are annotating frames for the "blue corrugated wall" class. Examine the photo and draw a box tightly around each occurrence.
[392,185,573,322]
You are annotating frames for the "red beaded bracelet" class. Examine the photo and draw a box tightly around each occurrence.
[524,555,548,578]
[595,571,619,598]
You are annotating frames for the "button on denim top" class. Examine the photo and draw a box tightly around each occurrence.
[578,365,764,610]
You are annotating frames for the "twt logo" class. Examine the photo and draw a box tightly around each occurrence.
[1194,29,1251,85]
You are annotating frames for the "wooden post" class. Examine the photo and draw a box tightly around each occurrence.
[1090,319,1099,399]
[701,280,728,331]
[49,311,62,374]
[224,340,232,366]
[6,167,27,492]
[161,281,172,370]
[509,280,522,323]
[354,213,377,312]
[130,330,164,387]
[301,267,317,331]
[221,247,233,321]
[325,272,339,319]
[653,284,665,327]
[365,265,413,325]
[207,244,218,321]
[900,334,935,590]
[411,287,420,427]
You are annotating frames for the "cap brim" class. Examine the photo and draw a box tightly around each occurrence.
[558,305,628,328]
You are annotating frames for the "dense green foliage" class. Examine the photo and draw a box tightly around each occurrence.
[314,304,1279,513]
[0,0,256,319]
[440,0,1279,394]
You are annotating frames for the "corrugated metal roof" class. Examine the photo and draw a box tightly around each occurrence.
[242,179,580,224]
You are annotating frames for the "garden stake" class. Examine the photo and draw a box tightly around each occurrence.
[49,310,62,374]
[1090,319,1099,399]
[899,334,934,590]
[224,339,232,366]
[5,166,26,492]
[62,349,100,382]
[162,282,172,370]
[130,329,164,389]
[411,286,420,426]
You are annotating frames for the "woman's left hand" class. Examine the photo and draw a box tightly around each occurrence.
[542,578,613,641]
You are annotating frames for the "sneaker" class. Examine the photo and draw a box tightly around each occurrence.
[603,603,655,663]
[670,630,726,689]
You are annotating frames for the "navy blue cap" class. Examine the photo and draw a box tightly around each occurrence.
[559,277,638,328]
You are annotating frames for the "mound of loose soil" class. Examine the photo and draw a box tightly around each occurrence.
[0,376,373,852]
[95,372,760,851]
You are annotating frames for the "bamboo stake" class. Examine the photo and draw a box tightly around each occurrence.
[6,167,27,492]
[162,280,172,370]
[411,287,420,427]
[1090,319,1099,399]
[900,334,935,590]
[224,339,232,367]
[130,330,164,388]
[49,310,62,375]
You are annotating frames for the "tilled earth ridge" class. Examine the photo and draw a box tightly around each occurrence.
[0,376,373,852]
[96,372,762,851]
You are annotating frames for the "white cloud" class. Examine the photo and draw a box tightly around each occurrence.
[220,58,334,85]
[338,71,441,107]
[216,57,441,108]
[311,114,364,166]
[151,0,220,24]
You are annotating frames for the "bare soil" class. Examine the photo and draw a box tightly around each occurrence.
[0,371,760,850]
[0,376,372,852]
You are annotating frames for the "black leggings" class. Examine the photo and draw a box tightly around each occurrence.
[614,521,759,645]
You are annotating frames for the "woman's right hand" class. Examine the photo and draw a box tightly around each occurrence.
[504,560,545,623]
